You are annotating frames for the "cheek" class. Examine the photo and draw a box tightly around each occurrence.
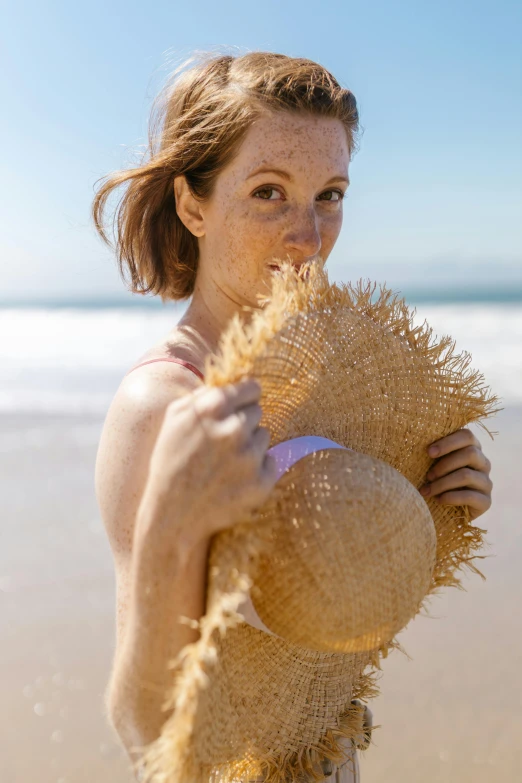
[220,205,282,256]
[321,211,343,249]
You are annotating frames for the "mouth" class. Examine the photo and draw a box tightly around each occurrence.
[268,262,306,272]
[268,263,311,279]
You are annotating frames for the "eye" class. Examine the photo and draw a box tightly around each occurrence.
[318,189,345,202]
[252,187,283,201]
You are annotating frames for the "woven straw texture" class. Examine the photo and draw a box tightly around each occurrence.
[250,448,436,653]
[139,261,500,783]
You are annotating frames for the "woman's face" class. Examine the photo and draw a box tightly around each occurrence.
[192,110,351,308]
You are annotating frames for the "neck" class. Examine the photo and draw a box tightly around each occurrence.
[177,273,256,358]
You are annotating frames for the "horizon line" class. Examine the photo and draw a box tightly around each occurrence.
[3,283,522,309]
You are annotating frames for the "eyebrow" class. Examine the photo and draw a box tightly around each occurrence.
[246,166,350,186]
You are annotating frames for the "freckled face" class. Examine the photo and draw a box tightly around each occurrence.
[196,111,351,307]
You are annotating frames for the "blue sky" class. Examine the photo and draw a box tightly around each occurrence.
[1,0,521,300]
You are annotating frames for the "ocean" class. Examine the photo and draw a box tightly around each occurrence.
[1,291,521,416]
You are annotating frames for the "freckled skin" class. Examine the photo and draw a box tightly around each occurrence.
[173,111,351,359]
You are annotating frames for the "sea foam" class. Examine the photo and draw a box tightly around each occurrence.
[1,303,520,414]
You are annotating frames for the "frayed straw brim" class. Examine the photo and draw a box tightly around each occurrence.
[138,261,501,783]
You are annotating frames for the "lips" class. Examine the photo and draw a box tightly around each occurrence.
[268,264,310,279]
[268,263,305,272]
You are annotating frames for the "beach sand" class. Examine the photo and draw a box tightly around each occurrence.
[1,406,520,783]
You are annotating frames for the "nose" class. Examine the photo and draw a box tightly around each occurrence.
[282,206,322,260]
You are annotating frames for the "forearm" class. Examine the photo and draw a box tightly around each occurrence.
[108,496,211,755]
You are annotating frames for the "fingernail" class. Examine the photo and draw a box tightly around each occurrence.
[420,485,431,496]
[428,445,440,457]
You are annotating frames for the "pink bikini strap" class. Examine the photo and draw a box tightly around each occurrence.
[125,357,205,381]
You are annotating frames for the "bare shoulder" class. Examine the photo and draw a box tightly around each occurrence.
[95,359,203,563]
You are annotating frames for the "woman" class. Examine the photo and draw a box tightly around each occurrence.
[93,51,493,781]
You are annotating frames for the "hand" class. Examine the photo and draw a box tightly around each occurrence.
[138,378,278,553]
[420,428,493,521]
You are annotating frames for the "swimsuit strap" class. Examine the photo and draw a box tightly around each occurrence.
[125,357,205,381]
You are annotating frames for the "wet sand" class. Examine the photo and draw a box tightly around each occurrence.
[1,406,520,782]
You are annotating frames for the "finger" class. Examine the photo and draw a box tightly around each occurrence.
[227,377,262,410]
[244,427,278,485]
[435,488,492,514]
[260,452,279,489]
[195,378,261,418]
[426,445,491,481]
[421,467,492,498]
[216,403,263,442]
[428,428,481,458]
[247,424,271,460]
[247,432,279,497]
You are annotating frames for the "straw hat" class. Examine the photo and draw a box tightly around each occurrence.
[139,261,499,783]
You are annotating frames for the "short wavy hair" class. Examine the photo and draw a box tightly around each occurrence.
[92,51,360,301]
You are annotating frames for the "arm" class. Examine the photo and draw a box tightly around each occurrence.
[95,364,206,756]
[109,501,211,755]
[96,368,274,775]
